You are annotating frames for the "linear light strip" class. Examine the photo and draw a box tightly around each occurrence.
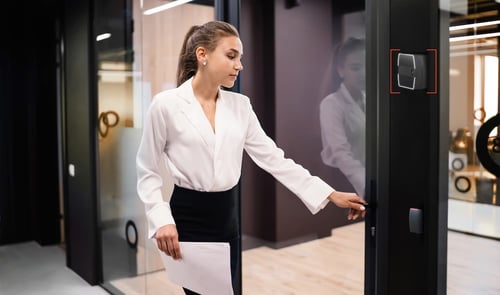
[450,32,500,43]
[450,49,497,57]
[96,33,111,41]
[143,0,194,15]
[450,20,500,31]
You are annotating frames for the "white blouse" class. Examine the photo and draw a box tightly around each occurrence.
[319,83,366,197]
[136,78,334,238]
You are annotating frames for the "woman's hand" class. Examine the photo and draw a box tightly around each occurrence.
[155,224,182,260]
[328,191,367,220]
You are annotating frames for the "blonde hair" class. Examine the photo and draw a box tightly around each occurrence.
[176,21,239,86]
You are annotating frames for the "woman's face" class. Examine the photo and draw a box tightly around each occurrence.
[338,49,365,91]
[205,36,244,88]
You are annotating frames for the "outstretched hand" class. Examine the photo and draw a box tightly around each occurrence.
[328,191,367,220]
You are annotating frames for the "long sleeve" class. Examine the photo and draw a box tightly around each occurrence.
[319,91,365,197]
[244,106,333,214]
[136,98,175,239]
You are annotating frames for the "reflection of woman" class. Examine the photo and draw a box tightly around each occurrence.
[319,38,366,197]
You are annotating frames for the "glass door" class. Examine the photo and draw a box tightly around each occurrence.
[139,1,215,294]
[95,0,216,294]
[94,0,146,293]
[448,0,500,239]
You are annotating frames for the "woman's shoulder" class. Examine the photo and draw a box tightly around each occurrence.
[320,91,345,107]
[220,88,249,99]
[150,87,185,107]
[219,89,251,107]
[153,87,178,100]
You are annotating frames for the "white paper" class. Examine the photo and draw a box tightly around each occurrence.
[158,241,233,295]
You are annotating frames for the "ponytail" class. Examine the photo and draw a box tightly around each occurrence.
[176,25,200,87]
[176,21,239,86]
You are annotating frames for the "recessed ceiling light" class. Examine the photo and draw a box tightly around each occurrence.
[143,0,194,15]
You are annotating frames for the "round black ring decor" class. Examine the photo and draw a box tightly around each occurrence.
[451,157,465,171]
[476,114,500,177]
[454,176,471,193]
[125,220,138,249]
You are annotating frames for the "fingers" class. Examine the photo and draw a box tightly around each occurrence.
[348,208,360,220]
[157,238,167,253]
[155,225,182,260]
[160,237,181,260]
[167,238,182,260]
[347,201,369,220]
[348,198,366,212]
[348,208,363,220]
[328,191,368,221]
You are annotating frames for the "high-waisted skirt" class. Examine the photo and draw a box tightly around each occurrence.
[170,184,240,295]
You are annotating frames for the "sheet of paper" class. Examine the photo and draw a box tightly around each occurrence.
[158,241,233,295]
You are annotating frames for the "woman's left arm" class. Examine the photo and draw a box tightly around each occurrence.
[243,105,365,217]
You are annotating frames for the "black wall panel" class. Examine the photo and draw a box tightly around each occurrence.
[62,0,102,285]
[0,2,60,246]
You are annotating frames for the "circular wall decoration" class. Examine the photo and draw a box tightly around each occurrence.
[476,114,500,177]
[125,220,138,249]
[454,175,471,193]
[451,157,465,171]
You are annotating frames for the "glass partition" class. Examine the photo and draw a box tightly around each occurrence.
[94,0,146,293]
[95,0,215,294]
[448,0,500,239]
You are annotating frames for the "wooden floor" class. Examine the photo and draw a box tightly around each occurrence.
[110,222,500,294]
[242,223,364,295]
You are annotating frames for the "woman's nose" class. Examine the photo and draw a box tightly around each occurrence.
[236,62,243,70]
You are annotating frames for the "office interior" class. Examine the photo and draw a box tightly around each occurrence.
[0,0,499,294]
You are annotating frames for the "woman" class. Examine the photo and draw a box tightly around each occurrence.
[319,37,366,198]
[136,21,366,295]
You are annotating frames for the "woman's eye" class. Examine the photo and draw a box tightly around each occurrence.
[227,55,235,59]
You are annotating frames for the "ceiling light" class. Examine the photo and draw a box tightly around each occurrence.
[450,20,500,31]
[143,0,194,15]
[96,33,111,42]
[450,32,500,42]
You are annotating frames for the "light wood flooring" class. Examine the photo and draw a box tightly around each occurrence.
[110,221,500,294]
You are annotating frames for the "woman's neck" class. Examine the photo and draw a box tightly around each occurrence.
[192,74,219,103]
[345,84,364,103]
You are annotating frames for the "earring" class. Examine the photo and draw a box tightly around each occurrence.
[202,60,207,66]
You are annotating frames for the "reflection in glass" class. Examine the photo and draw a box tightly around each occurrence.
[94,0,216,294]
[319,38,366,197]
[448,0,500,239]
[95,0,146,293]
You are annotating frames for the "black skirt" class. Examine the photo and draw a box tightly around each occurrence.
[170,184,241,295]
[170,184,239,242]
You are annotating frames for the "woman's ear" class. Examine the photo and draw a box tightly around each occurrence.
[195,47,207,64]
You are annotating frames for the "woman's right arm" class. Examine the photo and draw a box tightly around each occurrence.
[136,98,177,239]
[319,95,365,196]
[136,99,182,259]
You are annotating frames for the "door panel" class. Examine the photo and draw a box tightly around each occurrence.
[365,0,448,294]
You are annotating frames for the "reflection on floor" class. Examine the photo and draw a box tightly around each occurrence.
[448,198,500,239]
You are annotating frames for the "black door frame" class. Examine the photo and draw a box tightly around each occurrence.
[62,0,101,285]
[365,0,449,294]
